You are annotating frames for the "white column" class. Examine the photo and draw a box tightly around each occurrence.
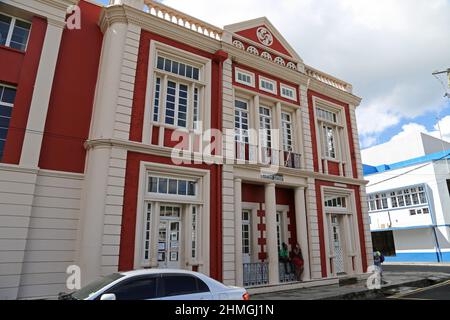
[234,178,243,286]
[294,187,310,280]
[265,183,279,285]
[78,146,111,284]
[20,21,64,167]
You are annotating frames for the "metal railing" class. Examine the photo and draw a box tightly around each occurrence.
[284,151,301,169]
[243,262,269,287]
[279,262,296,283]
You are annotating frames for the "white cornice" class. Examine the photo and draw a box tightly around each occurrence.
[99,5,221,54]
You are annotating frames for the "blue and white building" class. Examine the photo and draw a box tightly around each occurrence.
[363,132,450,262]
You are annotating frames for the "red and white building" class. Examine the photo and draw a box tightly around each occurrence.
[0,0,373,299]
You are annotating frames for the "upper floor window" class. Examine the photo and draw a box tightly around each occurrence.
[259,76,277,95]
[152,51,206,130]
[259,106,272,149]
[0,13,31,51]
[317,107,337,124]
[281,112,293,152]
[322,125,336,159]
[164,80,188,128]
[156,56,199,80]
[148,175,197,197]
[368,185,428,212]
[234,99,249,144]
[235,68,254,87]
[280,84,296,101]
[0,84,16,160]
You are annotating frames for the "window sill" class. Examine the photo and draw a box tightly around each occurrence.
[0,44,26,55]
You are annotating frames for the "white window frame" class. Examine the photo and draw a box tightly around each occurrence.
[281,111,293,152]
[259,76,277,95]
[0,12,31,52]
[280,84,297,101]
[259,105,273,149]
[322,124,337,159]
[234,98,249,144]
[144,41,211,145]
[235,67,255,87]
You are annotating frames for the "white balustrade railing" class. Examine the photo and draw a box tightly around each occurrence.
[305,66,353,93]
[144,0,223,41]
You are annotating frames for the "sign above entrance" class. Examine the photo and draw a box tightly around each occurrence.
[261,173,284,181]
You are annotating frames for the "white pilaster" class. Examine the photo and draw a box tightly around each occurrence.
[294,186,310,280]
[234,178,243,286]
[20,21,64,167]
[264,182,279,285]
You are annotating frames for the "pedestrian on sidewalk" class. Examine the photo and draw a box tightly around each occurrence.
[279,242,290,274]
[373,250,386,284]
[292,243,304,281]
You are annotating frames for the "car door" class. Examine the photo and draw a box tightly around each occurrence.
[100,275,160,300]
[159,274,213,300]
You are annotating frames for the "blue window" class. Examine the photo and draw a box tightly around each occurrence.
[156,56,200,81]
[0,84,16,160]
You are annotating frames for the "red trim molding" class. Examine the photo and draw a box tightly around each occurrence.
[315,180,368,277]
[2,16,47,164]
[307,89,358,179]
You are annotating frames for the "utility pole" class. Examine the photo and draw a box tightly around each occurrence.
[432,68,450,174]
[432,68,450,98]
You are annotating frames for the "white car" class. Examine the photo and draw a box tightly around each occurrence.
[59,269,250,300]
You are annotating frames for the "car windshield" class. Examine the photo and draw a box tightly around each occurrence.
[71,273,125,300]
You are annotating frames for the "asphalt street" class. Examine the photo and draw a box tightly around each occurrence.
[383,263,450,274]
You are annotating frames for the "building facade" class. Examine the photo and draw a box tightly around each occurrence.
[363,132,450,262]
[0,0,372,299]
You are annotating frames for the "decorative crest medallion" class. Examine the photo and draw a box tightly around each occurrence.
[256,27,273,46]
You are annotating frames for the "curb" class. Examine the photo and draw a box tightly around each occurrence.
[320,276,450,300]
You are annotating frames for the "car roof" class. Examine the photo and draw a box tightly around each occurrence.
[117,269,229,291]
[119,269,209,277]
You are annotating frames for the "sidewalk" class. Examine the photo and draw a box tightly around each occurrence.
[251,272,450,300]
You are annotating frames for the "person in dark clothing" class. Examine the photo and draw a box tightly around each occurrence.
[292,243,304,281]
[279,242,290,273]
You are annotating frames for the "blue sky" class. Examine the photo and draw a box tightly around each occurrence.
[94,0,450,148]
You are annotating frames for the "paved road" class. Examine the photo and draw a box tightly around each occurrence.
[383,264,450,274]
[389,280,450,300]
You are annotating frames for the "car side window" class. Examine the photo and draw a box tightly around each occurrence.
[104,276,159,300]
[197,278,210,293]
[161,275,209,297]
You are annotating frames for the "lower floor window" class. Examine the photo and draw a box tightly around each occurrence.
[0,84,16,160]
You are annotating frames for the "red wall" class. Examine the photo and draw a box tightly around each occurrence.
[119,152,222,280]
[308,89,358,179]
[241,183,298,260]
[123,31,225,280]
[1,16,47,164]
[315,180,368,277]
[129,30,223,142]
[236,25,292,57]
[38,0,103,173]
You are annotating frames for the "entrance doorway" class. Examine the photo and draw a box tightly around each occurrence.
[331,214,345,274]
[158,205,182,269]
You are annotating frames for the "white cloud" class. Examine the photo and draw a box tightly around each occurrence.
[161,0,450,143]
[363,116,450,150]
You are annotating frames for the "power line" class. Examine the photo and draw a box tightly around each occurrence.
[366,152,450,187]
